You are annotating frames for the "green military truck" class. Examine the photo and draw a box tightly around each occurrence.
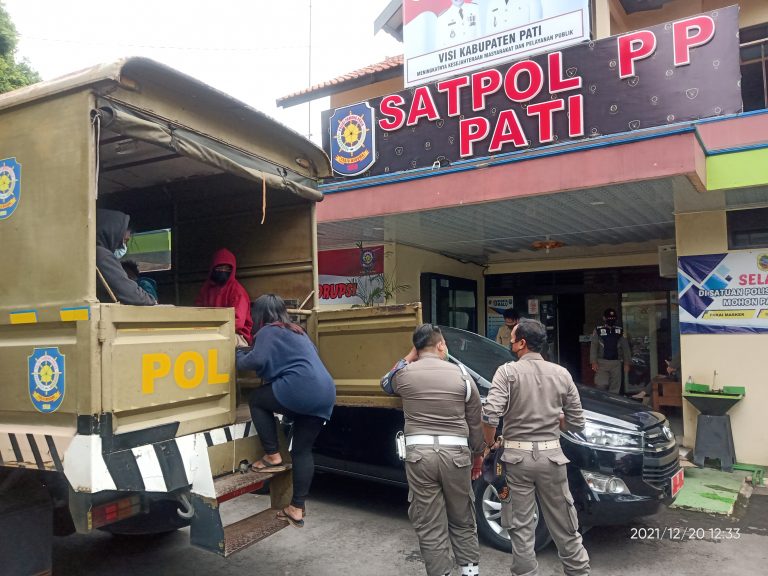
[0,58,419,574]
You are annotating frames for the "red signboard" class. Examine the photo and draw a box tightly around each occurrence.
[318,246,385,304]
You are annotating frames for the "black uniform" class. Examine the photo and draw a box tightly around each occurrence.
[590,323,631,393]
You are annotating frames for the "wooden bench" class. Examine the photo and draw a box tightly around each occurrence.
[651,375,682,412]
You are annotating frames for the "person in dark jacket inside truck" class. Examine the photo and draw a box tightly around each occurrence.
[95,209,156,306]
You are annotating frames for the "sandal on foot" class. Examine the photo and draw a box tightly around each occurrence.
[250,456,287,472]
[277,508,304,528]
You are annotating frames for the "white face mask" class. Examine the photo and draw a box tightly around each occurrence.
[114,244,128,259]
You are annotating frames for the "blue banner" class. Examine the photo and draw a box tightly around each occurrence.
[679,251,768,334]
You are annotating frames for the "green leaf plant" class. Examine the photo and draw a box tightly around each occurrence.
[348,241,410,307]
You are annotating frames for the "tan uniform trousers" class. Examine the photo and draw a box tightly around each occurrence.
[501,448,590,576]
[594,358,622,394]
[404,445,479,576]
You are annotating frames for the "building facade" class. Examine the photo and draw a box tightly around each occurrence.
[279,0,768,465]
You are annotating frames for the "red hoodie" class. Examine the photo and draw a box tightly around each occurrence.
[195,248,254,345]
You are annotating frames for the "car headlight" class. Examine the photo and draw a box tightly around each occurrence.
[566,420,643,453]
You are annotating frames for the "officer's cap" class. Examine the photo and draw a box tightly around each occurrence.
[603,308,617,319]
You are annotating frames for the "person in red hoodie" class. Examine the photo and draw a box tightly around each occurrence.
[195,248,254,347]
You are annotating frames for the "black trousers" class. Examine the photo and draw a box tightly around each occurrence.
[249,384,325,509]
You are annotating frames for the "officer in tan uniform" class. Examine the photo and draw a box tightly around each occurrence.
[381,324,485,576]
[482,318,590,576]
[495,307,520,349]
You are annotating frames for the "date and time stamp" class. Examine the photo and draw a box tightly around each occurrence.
[630,526,742,541]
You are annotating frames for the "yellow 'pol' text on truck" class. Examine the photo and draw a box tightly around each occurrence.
[0,58,420,574]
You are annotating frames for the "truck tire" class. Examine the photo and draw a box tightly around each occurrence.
[100,499,190,536]
[473,479,552,552]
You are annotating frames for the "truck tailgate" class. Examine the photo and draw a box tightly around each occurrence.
[99,305,236,436]
[312,304,421,408]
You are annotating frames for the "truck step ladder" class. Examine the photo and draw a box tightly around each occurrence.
[190,464,294,557]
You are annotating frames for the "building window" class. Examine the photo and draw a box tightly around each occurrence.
[727,207,768,250]
[740,25,768,112]
[420,273,477,332]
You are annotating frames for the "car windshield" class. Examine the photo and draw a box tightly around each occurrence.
[439,326,514,383]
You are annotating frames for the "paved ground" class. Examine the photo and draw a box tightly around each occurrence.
[52,474,768,575]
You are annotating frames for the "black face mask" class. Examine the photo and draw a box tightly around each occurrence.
[210,270,231,285]
[605,318,617,326]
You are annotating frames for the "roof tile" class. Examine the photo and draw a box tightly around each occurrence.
[276,54,403,106]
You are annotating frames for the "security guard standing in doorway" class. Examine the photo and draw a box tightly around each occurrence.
[482,318,590,576]
[589,308,631,394]
[381,324,485,576]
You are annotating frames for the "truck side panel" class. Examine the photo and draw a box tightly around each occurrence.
[312,304,421,407]
[0,92,97,462]
[0,90,95,307]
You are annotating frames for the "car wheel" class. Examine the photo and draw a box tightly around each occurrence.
[473,479,552,552]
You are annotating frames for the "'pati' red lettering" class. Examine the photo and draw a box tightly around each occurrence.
[459,117,491,157]
[527,99,565,144]
[568,94,584,138]
[488,110,528,152]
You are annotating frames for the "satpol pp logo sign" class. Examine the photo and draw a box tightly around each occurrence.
[329,102,376,176]
[0,157,21,221]
[28,347,66,413]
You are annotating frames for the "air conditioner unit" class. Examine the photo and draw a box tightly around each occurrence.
[658,245,677,278]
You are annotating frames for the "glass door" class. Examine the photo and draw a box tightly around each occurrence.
[621,292,675,393]
[420,273,478,332]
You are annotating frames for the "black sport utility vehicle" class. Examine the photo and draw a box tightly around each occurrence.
[314,326,683,551]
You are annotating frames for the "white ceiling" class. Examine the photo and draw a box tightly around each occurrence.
[317,176,691,264]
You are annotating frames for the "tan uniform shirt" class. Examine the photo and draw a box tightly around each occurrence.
[496,324,512,347]
[482,352,585,442]
[392,352,485,454]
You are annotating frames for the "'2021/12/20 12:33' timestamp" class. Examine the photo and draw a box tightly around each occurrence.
[630,527,741,541]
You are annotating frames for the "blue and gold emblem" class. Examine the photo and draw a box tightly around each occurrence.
[360,249,376,271]
[329,102,376,176]
[0,157,21,221]
[28,347,66,414]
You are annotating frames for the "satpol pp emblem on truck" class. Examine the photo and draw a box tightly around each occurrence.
[28,347,66,413]
[0,157,21,220]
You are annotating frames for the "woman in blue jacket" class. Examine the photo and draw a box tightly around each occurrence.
[237,294,335,527]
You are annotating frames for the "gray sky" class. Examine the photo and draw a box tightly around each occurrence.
[4,0,402,143]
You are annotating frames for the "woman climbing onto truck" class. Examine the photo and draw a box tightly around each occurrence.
[236,294,336,527]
